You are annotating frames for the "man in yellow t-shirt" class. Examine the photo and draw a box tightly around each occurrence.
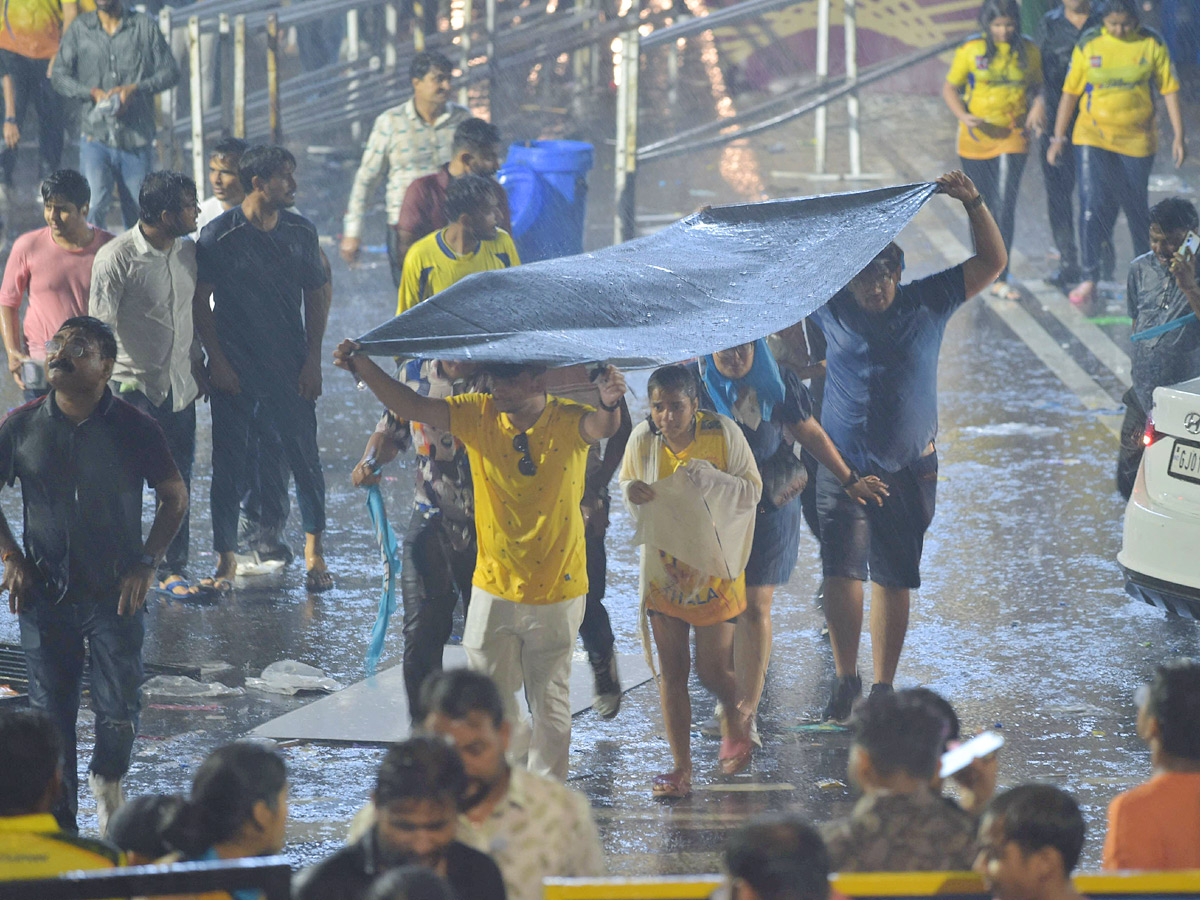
[396,173,520,315]
[0,709,122,880]
[335,340,627,781]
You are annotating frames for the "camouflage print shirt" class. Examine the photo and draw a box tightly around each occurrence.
[820,788,978,873]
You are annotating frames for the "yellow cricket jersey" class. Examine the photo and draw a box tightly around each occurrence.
[0,812,122,880]
[1062,25,1180,157]
[946,36,1042,159]
[649,411,746,627]
[396,228,520,315]
[446,393,593,604]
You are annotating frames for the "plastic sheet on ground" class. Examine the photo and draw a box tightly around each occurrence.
[245,660,344,696]
[141,675,245,699]
[356,182,937,366]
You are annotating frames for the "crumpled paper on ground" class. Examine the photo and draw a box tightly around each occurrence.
[245,660,343,695]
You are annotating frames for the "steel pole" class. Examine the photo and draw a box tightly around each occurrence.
[844,0,861,176]
[266,13,282,143]
[413,0,426,50]
[460,0,473,104]
[347,7,361,138]
[814,0,829,174]
[218,13,232,136]
[485,0,496,83]
[233,14,246,138]
[613,25,639,244]
[157,7,179,169]
[188,16,205,190]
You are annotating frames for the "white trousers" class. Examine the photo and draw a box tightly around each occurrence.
[463,588,586,781]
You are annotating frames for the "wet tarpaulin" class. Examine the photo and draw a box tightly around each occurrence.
[356,182,938,367]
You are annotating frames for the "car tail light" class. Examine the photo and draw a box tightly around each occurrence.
[1144,417,1163,447]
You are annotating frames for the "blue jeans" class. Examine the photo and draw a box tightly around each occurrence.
[20,598,145,833]
[79,137,154,230]
[1077,145,1154,283]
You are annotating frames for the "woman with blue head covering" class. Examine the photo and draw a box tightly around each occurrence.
[697,339,887,751]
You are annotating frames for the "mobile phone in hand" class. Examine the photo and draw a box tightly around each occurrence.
[1180,230,1200,263]
[940,731,1004,779]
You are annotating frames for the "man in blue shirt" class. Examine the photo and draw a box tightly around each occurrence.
[192,145,334,594]
[810,171,1006,721]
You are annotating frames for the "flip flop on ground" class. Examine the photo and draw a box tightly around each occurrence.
[157,575,201,598]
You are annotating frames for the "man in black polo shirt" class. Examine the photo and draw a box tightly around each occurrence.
[193,145,334,594]
[0,316,187,835]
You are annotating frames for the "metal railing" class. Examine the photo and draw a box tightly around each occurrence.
[0,855,292,900]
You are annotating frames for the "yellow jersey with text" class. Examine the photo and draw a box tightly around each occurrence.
[447,393,592,604]
[1062,25,1179,157]
[0,0,92,59]
[647,411,746,627]
[396,227,519,315]
[0,813,121,880]
[946,36,1042,159]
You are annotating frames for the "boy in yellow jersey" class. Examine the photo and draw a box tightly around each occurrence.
[943,0,1041,296]
[1048,0,1186,305]
[0,709,121,878]
[335,339,627,782]
[397,174,520,315]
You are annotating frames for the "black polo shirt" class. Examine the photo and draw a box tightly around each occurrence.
[1040,7,1103,118]
[0,389,178,605]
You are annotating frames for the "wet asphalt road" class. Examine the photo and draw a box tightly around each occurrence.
[0,52,1198,876]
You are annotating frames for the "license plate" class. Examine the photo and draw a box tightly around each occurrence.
[1168,439,1200,484]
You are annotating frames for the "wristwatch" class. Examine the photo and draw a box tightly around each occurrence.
[842,468,862,490]
[135,552,158,570]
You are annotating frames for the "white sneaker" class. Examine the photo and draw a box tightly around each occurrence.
[88,772,124,837]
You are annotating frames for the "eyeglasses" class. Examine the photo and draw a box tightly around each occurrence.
[512,432,537,477]
[44,338,95,359]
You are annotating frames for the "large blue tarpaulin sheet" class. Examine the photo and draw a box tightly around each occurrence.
[355,182,938,367]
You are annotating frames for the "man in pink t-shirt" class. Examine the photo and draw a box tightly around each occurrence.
[0,169,113,400]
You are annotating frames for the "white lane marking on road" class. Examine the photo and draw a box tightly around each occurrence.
[1018,279,1132,388]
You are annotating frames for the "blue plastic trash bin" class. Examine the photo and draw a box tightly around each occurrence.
[498,140,594,263]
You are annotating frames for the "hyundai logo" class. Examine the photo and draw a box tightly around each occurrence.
[1186,413,1200,435]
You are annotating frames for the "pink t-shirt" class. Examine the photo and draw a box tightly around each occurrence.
[0,226,114,360]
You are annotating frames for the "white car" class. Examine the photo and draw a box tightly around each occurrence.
[1120,376,1200,619]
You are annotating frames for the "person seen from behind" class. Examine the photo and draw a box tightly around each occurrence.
[943,0,1041,298]
[905,687,999,818]
[105,793,185,865]
[1102,658,1200,869]
[723,813,834,900]
[1047,0,1186,307]
[976,785,1086,900]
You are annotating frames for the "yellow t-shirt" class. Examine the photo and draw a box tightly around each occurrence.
[0,0,86,59]
[0,812,122,880]
[397,227,520,315]
[446,392,592,604]
[1062,25,1180,157]
[946,36,1042,159]
[647,412,746,627]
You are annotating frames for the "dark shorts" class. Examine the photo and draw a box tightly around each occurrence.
[745,497,804,587]
[815,451,938,589]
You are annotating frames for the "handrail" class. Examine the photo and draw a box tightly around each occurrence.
[0,856,293,900]
[640,0,809,48]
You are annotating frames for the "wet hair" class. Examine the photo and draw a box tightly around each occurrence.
[365,865,458,900]
[1100,0,1139,24]
[445,173,500,222]
[1149,198,1199,235]
[41,168,90,209]
[870,242,904,276]
[850,689,948,781]
[724,814,831,900]
[411,50,453,82]
[978,0,1027,67]
[647,364,700,402]
[900,687,961,750]
[238,145,296,193]
[210,136,249,162]
[418,668,505,727]
[375,737,469,811]
[0,709,61,815]
[985,784,1085,873]
[139,170,198,224]
[1145,658,1200,761]
[453,118,501,157]
[107,794,186,860]
[58,315,118,360]
[162,741,287,857]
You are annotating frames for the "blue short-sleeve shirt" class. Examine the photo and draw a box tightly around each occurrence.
[811,264,967,473]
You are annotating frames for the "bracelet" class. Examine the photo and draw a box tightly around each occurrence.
[963,194,985,212]
[3,118,14,124]
[598,398,620,412]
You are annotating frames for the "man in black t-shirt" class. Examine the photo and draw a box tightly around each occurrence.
[0,316,186,835]
[193,145,334,593]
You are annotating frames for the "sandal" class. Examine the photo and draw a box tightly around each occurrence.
[719,736,753,775]
[989,281,1020,301]
[305,567,334,593]
[157,575,200,598]
[196,576,234,595]
[1068,281,1095,306]
[652,770,692,799]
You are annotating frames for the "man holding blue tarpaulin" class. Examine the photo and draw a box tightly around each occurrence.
[812,170,1006,722]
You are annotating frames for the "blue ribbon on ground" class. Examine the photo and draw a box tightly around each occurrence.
[1131,312,1198,341]
[364,483,402,677]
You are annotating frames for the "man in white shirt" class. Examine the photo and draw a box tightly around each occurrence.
[89,170,203,597]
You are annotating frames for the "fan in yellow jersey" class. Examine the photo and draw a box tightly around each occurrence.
[0,710,122,882]
[396,173,520,315]
[943,0,1042,298]
[1048,0,1185,306]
